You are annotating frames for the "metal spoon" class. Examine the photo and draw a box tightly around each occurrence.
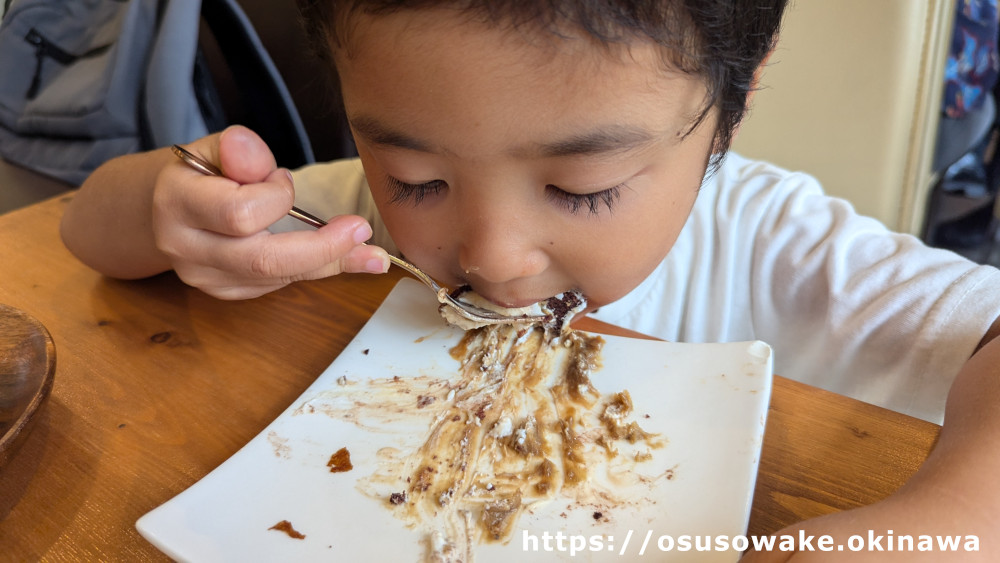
[170,144,546,326]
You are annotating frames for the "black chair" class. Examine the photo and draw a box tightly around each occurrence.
[200,0,357,164]
[922,95,1000,260]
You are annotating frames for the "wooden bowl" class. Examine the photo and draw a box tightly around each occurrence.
[0,304,56,470]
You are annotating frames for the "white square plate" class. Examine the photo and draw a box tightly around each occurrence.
[137,278,772,562]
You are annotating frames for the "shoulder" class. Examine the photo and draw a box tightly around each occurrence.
[291,157,367,192]
[700,153,827,218]
[288,157,370,213]
[684,152,851,257]
[279,157,397,252]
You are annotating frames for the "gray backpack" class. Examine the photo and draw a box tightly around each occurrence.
[0,0,314,186]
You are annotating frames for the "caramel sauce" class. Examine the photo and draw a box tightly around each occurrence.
[482,492,521,540]
[327,447,353,473]
[312,322,663,560]
[268,520,306,539]
[380,324,661,554]
[533,458,556,494]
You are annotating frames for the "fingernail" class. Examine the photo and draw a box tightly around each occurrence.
[353,223,373,244]
[365,256,389,273]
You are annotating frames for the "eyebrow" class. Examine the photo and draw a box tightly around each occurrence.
[533,126,658,158]
[349,116,433,152]
[348,115,660,158]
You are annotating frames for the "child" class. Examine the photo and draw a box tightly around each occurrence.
[60,0,999,558]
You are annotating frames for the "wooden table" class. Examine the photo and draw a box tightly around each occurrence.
[0,195,942,561]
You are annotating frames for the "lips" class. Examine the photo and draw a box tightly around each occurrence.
[458,286,555,310]
[478,293,548,309]
[452,276,582,311]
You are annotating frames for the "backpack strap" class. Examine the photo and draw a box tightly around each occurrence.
[142,0,209,153]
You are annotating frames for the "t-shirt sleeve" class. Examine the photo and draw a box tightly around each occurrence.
[743,163,1000,422]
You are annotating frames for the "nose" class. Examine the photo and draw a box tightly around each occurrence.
[457,210,549,285]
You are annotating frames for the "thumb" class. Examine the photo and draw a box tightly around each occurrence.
[217,125,277,184]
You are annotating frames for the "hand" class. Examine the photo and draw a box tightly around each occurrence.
[152,125,389,299]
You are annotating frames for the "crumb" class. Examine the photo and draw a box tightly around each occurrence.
[389,492,407,505]
[593,511,603,520]
[362,348,370,355]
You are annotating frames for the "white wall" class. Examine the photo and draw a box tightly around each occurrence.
[732,0,954,234]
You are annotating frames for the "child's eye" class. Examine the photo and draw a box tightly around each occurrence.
[385,176,447,205]
[545,184,623,216]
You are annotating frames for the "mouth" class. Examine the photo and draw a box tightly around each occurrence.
[449,285,542,310]
[451,284,557,310]
[481,294,548,310]
[442,283,589,333]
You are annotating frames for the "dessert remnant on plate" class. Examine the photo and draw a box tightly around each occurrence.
[135,280,771,563]
[302,314,662,562]
[439,285,587,334]
[268,520,306,539]
[327,447,353,473]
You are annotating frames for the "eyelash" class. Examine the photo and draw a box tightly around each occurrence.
[385,176,446,205]
[383,175,623,216]
[545,184,623,216]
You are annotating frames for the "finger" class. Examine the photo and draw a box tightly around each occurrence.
[217,125,277,184]
[178,242,390,299]
[171,126,274,185]
[177,215,383,279]
[158,165,295,237]
[335,241,392,276]
[279,241,390,282]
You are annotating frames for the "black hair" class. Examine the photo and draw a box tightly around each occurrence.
[295,0,787,170]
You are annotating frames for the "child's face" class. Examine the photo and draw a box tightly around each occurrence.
[334,9,717,311]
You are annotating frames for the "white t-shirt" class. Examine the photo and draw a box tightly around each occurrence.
[283,153,1000,423]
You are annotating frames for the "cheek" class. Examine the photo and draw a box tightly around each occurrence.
[564,189,695,306]
[358,151,456,274]
[563,228,663,304]
[377,202,455,275]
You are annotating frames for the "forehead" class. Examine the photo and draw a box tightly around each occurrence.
[331,9,710,155]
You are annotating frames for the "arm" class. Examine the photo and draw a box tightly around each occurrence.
[60,125,389,299]
[61,146,176,279]
[742,316,1000,561]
